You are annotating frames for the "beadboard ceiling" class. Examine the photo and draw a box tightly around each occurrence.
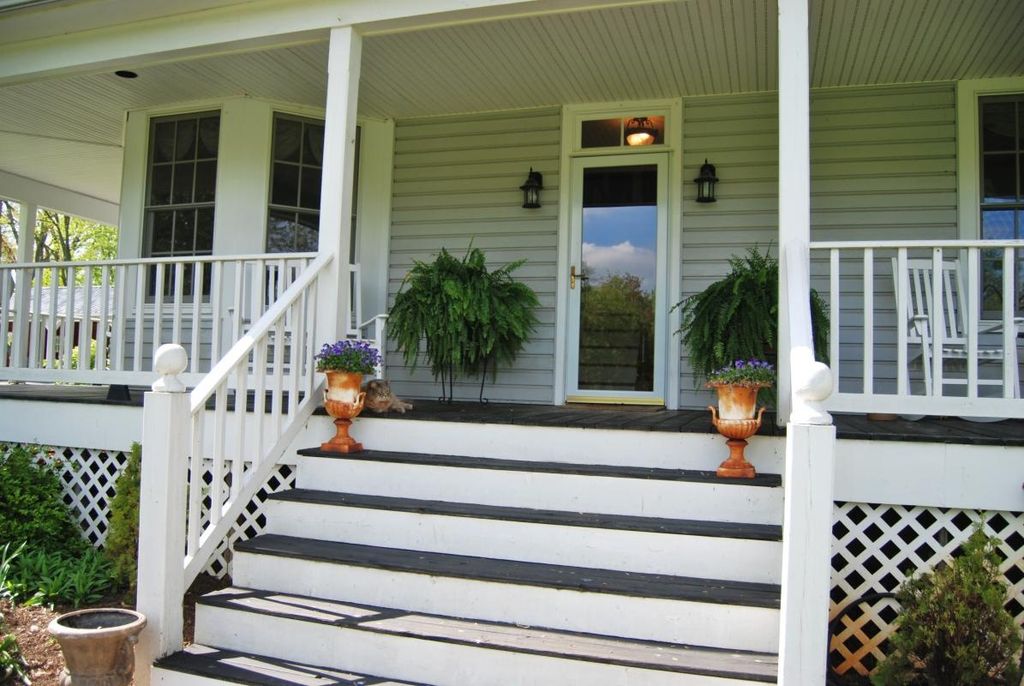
[2,0,1023,208]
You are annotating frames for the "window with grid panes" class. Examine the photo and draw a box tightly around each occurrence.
[979,96,1024,315]
[267,115,325,253]
[144,111,219,296]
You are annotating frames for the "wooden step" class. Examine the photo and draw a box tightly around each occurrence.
[231,534,781,651]
[193,588,778,686]
[264,489,783,583]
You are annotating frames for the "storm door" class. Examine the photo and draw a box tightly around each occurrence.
[566,153,668,403]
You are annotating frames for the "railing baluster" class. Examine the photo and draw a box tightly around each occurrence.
[46,267,58,368]
[0,269,11,366]
[232,263,244,343]
[187,411,204,557]
[172,261,185,345]
[895,249,909,396]
[930,248,945,395]
[253,337,268,465]
[97,266,111,372]
[232,362,247,501]
[966,248,980,398]
[190,262,204,374]
[79,268,93,372]
[133,263,146,372]
[211,383,227,526]
[111,265,126,371]
[272,318,286,432]
[1003,247,1016,399]
[153,263,165,355]
[29,267,42,368]
[288,300,302,421]
[862,249,874,395]
[63,269,75,369]
[210,261,223,367]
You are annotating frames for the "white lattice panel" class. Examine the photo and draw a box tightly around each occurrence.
[830,503,1024,676]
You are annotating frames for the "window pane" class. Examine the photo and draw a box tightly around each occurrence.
[296,212,319,252]
[197,117,219,158]
[175,119,197,161]
[150,211,174,254]
[195,208,214,253]
[274,119,302,163]
[153,122,175,163]
[172,162,195,205]
[300,166,321,210]
[982,101,1016,152]
[150,165,172,205]
[272,163,299,207]
[982,208,1015,239]
[194,161,217,203]
[303,123,325,166]
[267,210,295,253]
[982,155,1017,202]
[581,119,621,148]
[173,210,195,254]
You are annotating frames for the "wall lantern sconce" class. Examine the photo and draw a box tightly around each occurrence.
[624,117,657,146]
[520,168,543,208]
[694,159,718,203]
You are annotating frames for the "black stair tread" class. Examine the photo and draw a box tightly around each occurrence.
[235,534,781,608]
[295,448,783,487]
[156,644,432,686]
[197,587,778,682]
[270,488,783,541]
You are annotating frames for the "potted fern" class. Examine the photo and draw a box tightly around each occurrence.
[674,246,828,400]
[388,246,539,403]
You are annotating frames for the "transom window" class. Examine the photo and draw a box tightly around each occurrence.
[580,115,666,150]
[978,95,1024,313]
[267,114,325,253]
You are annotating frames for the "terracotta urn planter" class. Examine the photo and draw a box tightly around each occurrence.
[708,383,768,478]
[48,608,146,686]
[321,370,366,453]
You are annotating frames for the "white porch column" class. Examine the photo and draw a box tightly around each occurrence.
[777,0,811,426]
[11,201,37,366]
[316,26,363,346]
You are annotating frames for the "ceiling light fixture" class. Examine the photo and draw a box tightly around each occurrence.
[624,117,657,146]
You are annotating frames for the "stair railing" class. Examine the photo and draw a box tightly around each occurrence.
[135,252,334,684]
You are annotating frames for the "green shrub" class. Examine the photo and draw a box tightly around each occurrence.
[104,442,141,591]
[0,623,29,686]
[9,548,113,608]
[872,526,1023,685]
[0,444,87,557]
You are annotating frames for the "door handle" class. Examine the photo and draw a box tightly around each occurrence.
[570,265,589,289]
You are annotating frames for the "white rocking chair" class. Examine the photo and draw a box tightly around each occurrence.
[893,257,1021,399]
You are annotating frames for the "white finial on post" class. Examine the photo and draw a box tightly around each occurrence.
[152,344,188,392]
[790,355,833,425]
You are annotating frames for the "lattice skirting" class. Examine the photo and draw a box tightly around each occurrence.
[830,502,1024,677]
[1,443,294,579]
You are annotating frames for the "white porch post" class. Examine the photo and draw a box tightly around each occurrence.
[135,345,189,685]
[777,0,837,683]
[777,0,811,426]
[11,201,36,367]
[316,26,362,346]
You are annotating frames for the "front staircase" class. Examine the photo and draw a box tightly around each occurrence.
[151,415,785,685]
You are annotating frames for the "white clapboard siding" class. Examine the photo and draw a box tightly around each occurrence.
[387,107,560,403]
[678,83,956,408]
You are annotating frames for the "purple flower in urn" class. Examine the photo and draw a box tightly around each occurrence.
[705,359,775,388]
[315,339,381,375]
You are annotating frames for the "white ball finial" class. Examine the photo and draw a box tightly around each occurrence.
[152,344,188,392]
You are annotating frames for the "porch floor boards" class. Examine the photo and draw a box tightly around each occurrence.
[0,382,1021,447]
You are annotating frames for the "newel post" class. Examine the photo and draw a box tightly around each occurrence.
[135,344,189,684]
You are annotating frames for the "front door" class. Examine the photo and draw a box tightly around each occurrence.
[566,153,668,403]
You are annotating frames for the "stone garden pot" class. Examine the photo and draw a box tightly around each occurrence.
[48,608,146,686]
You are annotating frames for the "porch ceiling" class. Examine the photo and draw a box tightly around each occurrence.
[1,0,1022,210]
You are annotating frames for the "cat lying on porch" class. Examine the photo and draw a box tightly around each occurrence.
[362,379,414,414]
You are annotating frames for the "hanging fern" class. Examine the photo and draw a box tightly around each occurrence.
[388,246,540,400]
[675,247,829,385]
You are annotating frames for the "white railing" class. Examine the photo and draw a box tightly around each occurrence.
[135,253,334,675]
[0,253,315,385]
[810,240,1024,419]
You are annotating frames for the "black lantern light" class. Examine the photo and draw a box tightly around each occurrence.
[624,117,657,146]
[520,168,543,208]
[694,159,718,203]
